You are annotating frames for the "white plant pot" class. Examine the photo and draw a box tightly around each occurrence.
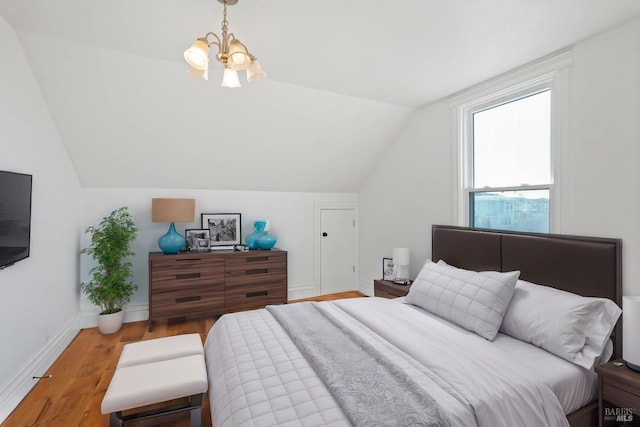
[97,310,125,334]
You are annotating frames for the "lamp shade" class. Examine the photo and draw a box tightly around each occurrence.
[151,198,195,223]
[392,248,410,266]
[184,39,209,70]
[221,68,241,88]
[187,66,208,81]
[247,59,267,82]
[392,247,410,283]
[227,39,251,70]
[623,296,640,371]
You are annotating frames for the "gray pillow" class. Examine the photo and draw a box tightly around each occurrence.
[406,260,519,340]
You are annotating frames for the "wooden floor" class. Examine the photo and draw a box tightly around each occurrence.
[3,291,365,427]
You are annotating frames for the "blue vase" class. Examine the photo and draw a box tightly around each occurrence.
[158,222,185,254]
[256,232,277,250]
[245,221,266,249]
[246,220,277,250]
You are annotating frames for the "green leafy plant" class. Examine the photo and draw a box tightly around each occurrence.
[81,207,138,315]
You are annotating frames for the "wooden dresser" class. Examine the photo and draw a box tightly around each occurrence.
[148,249,287,331]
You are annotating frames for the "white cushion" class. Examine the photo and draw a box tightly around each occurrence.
[406,260,519,341]
[101,354,208,414]
[499,279,621,369]
[117,333,203,368]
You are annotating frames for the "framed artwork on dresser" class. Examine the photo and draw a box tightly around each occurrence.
[201,213,241,246]
[185,229,211,252]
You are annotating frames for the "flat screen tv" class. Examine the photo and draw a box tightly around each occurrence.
[0,171,32,269]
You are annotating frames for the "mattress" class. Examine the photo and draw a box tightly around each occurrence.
[205,297,578,427]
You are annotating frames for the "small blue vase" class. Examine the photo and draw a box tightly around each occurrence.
[158,222,185,254]
[256,231,277,250]
[246,221,266,249]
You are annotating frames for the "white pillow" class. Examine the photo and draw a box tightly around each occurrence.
[406,260,519,341]
[499,280,621,369]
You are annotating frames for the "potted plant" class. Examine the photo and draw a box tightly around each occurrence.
[81,207,138,334]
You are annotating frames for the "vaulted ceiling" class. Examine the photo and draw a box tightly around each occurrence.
[2,0,640,192]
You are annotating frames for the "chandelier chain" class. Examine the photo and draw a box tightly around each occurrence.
[221,1,229,33]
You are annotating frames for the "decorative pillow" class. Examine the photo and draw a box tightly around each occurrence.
[406,260,519,341]
[499,280,621,370]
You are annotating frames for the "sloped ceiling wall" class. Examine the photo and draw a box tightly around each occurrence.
[4,0,640,192]
[16,32,413,192]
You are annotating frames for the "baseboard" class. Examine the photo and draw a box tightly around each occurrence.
[289,281,372,300]
[80,303,149,329]
[358,278,374,296]
[0,314,81,424]
[288,283,318,301]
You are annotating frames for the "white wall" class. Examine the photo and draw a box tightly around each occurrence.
[359,18,640,297]
[80,188,357,324]
[564,19,640,296]
[0,16,82,421]
[357,102,453,294]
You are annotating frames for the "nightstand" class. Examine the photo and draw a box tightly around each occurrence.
[373,279,411,299]
[595,360,640,427]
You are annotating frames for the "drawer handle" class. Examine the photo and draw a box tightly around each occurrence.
[247,256,268,262]
[176,258,202,262]
[246,268,268,275]
[176,273,201,280]
[246,291,268,298]
[176,296,201,303]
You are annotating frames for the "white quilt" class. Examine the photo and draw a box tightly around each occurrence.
[204,297,570,427]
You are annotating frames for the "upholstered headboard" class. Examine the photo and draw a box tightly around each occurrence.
[431,225,623,358]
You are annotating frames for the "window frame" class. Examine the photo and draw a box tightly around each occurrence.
[450,50,572,233]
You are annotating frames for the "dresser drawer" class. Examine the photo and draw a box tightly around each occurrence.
[151,257,225,292]
[225,282,286,310]
[151,286,224,317]
[375,289,401,299]
[225,252,286,274]
[603,376,640,412]
[150,253,224,271]
[225,253,286,287]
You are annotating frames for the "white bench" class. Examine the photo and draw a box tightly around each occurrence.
[101,334,208,427]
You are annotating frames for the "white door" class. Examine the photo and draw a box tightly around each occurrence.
[320,209,355,294]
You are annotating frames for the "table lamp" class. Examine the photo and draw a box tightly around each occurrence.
[623,296,640,371]
[392,247,410,284]
[151,198,195,254]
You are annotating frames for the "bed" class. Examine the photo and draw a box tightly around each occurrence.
[204,225,622,427]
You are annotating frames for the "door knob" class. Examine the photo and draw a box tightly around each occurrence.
[322,232,328,237]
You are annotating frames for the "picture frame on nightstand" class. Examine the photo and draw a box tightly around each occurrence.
[382,257,394,280]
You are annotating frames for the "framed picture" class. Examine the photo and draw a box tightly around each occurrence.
[201,213,241,246]
[382,257,394,280]
[185,229,211,252]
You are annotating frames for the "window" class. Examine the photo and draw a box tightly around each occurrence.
[471,90,551,233]
[453,51,571,233]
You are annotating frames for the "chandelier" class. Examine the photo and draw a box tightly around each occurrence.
[184,0,266,87]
